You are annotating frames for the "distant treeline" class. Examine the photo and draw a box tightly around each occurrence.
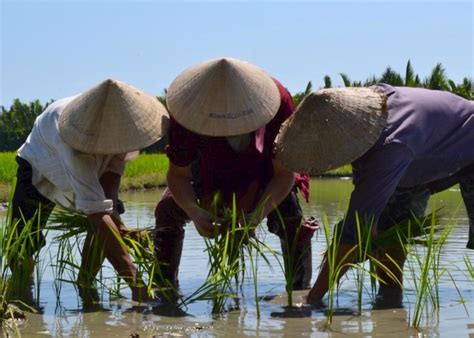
[1,61,472,152]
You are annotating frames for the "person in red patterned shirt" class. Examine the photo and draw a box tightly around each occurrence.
[153,57,318,295]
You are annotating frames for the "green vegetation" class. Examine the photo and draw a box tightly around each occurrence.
[121,153,169,190]
[0,100,52,152]
[179,195,275,316]
[334,61,473,99]
[402,214,457,328]
[0,153,17,183]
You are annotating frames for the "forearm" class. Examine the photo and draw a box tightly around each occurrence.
[307,243,358,303]
[251,169,294,224]
[87,213,137,281]
[166,169,200,217]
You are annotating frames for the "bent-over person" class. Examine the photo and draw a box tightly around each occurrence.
[275,83,473,306]
[10,79,168,302]
[153,57,318,296]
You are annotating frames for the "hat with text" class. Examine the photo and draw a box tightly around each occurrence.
[166,57,280,136]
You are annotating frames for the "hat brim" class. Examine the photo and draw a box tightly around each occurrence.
[167,57,281,136]
[275,87,388,174]
[59,79,169,154]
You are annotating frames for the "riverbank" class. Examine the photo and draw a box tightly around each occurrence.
[0,152,352,203]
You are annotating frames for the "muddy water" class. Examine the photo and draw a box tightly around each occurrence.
[2,178,473,337]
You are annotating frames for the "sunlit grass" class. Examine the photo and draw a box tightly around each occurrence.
[0,153,17,183]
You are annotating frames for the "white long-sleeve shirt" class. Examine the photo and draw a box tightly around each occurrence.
[18,96,137,215]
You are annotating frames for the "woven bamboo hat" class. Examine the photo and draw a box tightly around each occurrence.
[58,79,169,154]
[166,57,281,136]
[275,87,388,173]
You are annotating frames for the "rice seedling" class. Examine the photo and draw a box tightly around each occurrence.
[353,215,374,313]
[47,206,159,304]
[179,196,248,313]
[446,270,469,316]
[0,152,17,183]
[465,254,474,280]
[339,215,401,313]
[269,209,311,309]
[319,214,357,325]
[178,194,276,316]
[401,211,455,328]
[0,187,42,335]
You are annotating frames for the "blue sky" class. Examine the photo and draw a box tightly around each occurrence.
[1,0,472,106]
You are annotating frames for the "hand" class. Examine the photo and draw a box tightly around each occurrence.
[188,208,217,238]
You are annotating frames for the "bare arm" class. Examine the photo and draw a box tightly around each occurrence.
[249,158,295,225]
[82,172,147,301]
[166,162,215,237]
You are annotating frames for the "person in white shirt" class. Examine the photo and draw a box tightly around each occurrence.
[10,79,168,303]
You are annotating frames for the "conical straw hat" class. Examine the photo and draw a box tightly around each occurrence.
[275,87,388,174]
[166,57,280,136]
[59,79,169,154]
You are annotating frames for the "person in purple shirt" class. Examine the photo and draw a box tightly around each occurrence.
[153,57,318,298]
[275,83,473,306]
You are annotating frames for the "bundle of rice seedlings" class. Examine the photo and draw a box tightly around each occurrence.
[180,195,274,315]
[46,206,156,299]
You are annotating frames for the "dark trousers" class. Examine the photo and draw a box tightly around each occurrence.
[10,156,56,257]
[380,162,474,249]
[153,187,316,289]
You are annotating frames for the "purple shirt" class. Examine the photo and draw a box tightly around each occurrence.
[343,83,474,242]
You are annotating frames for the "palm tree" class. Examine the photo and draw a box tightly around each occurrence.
[340,73,352,87]
[379,66,404,86]
[323,75,332,89]
[425,63,449,90]
[405,60,416,87]
[292,81,313,107]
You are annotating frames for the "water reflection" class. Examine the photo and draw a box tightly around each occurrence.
[2,179,473,337]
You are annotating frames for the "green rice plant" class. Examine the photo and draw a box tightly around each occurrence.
[179,195,275,316]
[345,215,403,313]
[47,207,158,304]
[123,153,169,178]
[446,270,469,316]
[319,214,357,325]
[245,235,261,318]
[0,152,17,183]
[402,212,455,328]
[269,209,310,308]
[353,215,374,313]
[0,186,41,335]
[181,197,247,314]
[373,211,442,248]
[465,255,474,280]
[121,153,168,191]
[241,218,276,319]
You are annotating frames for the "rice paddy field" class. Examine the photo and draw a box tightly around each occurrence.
[1,178,472,337]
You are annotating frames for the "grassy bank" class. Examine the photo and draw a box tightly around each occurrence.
[0,152,352,202]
